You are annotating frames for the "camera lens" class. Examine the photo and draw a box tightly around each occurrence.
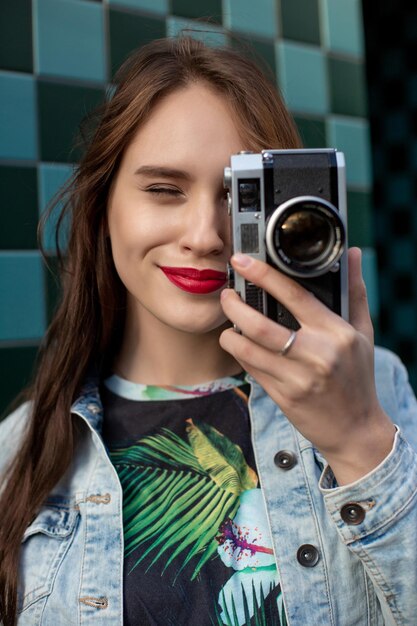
[265,196,345,278]
[278,210,334,263]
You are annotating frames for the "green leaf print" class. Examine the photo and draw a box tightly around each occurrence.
[186,419,258,494]
[109,424,258,581]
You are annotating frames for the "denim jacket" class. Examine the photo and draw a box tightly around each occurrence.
[1,346,417,625]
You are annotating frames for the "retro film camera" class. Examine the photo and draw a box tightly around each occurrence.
[224,149,348,330]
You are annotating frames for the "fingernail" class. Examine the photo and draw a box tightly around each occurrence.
[220,289,230,301]
[232,253,252,268]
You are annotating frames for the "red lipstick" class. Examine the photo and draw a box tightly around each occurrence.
[160,266,227,294]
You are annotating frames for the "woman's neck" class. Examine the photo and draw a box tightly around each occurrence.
[113,308,241,386]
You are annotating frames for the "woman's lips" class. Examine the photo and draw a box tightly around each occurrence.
[160,266,227,294]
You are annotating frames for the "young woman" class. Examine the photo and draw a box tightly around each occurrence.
[1,36,416,626]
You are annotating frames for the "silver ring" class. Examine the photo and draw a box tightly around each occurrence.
[277,329,297,357]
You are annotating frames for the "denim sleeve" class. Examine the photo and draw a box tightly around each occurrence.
[319,351,417,624]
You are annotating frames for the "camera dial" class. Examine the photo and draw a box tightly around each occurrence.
[265,195,345,278]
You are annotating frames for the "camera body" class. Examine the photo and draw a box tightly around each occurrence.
[224,149,348,330]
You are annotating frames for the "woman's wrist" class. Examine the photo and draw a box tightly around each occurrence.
[321,412,397,486]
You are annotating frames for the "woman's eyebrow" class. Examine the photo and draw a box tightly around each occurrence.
[134,165,193,181]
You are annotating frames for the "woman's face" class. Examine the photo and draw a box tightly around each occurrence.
[107,82,246,335]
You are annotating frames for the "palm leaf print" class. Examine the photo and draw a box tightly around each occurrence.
[211,581,285,626]
[109,423,258,581]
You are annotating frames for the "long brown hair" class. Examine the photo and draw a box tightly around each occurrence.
[0,35,301,624]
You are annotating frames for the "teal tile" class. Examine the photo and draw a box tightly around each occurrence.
[0,0,33,72]
[346,190,374,248]
[38,81,104,162]
[0,167,38,249]
[223,0,278,39]
[276,42,328,115]
[109,0,168,14]
[326,117,371,188]
[172,0,222,23]
[281,0,320,45]
[0,346,39,419]
[166,17,228,47]
[321,0,364,57]
[293,115,326,148]
[0,252,46,341]
[328,57,367,117]
[35,0,106,82]
[38,164,73,254]
[361,247,379,320]
[0,72,37,160]
[109,9,166,76]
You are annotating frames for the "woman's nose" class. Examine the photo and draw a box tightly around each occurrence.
[178,196,228,257]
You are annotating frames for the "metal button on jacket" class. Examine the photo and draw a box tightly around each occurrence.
[87,403,101,414]
[297,544,320,568]
[340,502,366,525]
[274,450,297,470]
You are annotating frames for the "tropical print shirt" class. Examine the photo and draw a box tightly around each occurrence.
[101,373,288,626]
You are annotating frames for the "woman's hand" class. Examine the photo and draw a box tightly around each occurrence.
[219,247,396,485]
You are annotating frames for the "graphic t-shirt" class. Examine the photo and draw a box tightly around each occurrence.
[101,373,287,626]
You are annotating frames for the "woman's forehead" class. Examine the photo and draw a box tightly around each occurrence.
[121,84,245,172]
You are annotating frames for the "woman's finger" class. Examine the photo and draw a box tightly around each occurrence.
[221,288,301,356]
[348,247,374,341]
[219,326,304,383]
[230,253,338,329]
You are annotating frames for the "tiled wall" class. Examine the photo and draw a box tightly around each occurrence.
[0,0,373,414]
[363,0,417,390]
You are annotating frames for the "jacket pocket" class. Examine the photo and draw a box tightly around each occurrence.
[18,498,80,613]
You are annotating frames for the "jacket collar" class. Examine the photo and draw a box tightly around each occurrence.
[71,378,103,431]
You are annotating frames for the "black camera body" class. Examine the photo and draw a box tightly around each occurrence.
[224,149,348,330]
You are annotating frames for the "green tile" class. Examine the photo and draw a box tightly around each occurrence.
[321,0,364,57]
[38,81,104,163]
[38,163,73,254]
[293,115,326,148]
[223,0,278,39]
[281,0,320,45]
[0,167,38,249]
[109,9,166,76]
[391,240,415,272]
[166,17,228,47]
[328,57,367,117]
[393,304,417,335]
[276,42,328,115]
[346,190,374,247]
[0,0,33,72]
[0,346,39,419]
[231,36,276,82]
[172,0,222,23]
[44,256,62,323]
